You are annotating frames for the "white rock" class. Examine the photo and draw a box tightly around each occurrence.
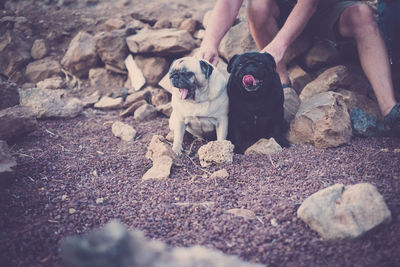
[94,96,124,110]
[112,121,137,141]
[142,155,173,181]
[198,140,234,167]
[226,208,256,220]
[244,138,283,156]
[124,54,145,91]
[210,169,229,180]
[297,183,392,240]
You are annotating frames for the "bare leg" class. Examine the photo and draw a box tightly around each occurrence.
[338,4,397,116]
[246,0,290,85]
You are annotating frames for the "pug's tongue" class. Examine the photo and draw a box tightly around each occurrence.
[242,75,256,87]
[179,88,188,100]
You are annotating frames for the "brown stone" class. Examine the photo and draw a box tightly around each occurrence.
[25,57,62,83]
[105,18,125,32]
[151,89,170,106]
[288,65,312,95]
[0,30,31,81]
[133,104,157,122]
[134,55,169,85]
[179,18,198,34]
[304,40,340,69]
[94,30,128,73]
[0,81,20,109]
[0,105,37,142]
[126,28,196,55]
[61,31,100,78]
[288,92,352,148]
[31,39,48,60]
[119,99,147,117]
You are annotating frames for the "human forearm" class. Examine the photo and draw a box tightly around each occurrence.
[273,0,318,51]
[201,0,243,50]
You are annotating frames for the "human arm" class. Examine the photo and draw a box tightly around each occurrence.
[261,0,319,65]
[196,0,243,66]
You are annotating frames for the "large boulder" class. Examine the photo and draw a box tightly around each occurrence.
[0,105,37,142]
[0,140,17,188]
[94,30,129,74]
[299,65,373,102]
[219,21,257,61]
[0,81,20,109]
[126,28,196,55]
[19,88,83,118]
[298,183,392,240]
[288,92,352,148]
[61,31,100,78]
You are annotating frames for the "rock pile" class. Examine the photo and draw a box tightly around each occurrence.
[0,0,386,150]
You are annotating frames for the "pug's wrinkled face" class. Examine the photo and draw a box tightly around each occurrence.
[169,57,214,101]
[227,52,277,93]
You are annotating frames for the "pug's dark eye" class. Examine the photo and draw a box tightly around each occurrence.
[183,72,194,79]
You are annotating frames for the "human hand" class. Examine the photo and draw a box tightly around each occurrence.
[260,41,286,67]
[194,46,219,66]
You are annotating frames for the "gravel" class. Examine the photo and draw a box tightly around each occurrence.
[1,111,400,267]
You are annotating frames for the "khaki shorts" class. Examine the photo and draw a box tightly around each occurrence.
[276,0,360,42]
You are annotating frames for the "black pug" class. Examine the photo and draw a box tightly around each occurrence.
[226,52,290,153]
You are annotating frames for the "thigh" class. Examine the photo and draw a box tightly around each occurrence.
[308,0,360,42]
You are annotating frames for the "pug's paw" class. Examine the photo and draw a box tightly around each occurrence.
[172,144,183,157]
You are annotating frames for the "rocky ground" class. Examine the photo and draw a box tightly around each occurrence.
[1,0,400,267]
[1,110,400,267]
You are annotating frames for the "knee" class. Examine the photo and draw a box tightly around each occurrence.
[246,0,279,29]
[343,4,377,36]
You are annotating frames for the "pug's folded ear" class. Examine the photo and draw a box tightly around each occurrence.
[263,52,277,70]
[200,60,214,79]
[227,54,239,73]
